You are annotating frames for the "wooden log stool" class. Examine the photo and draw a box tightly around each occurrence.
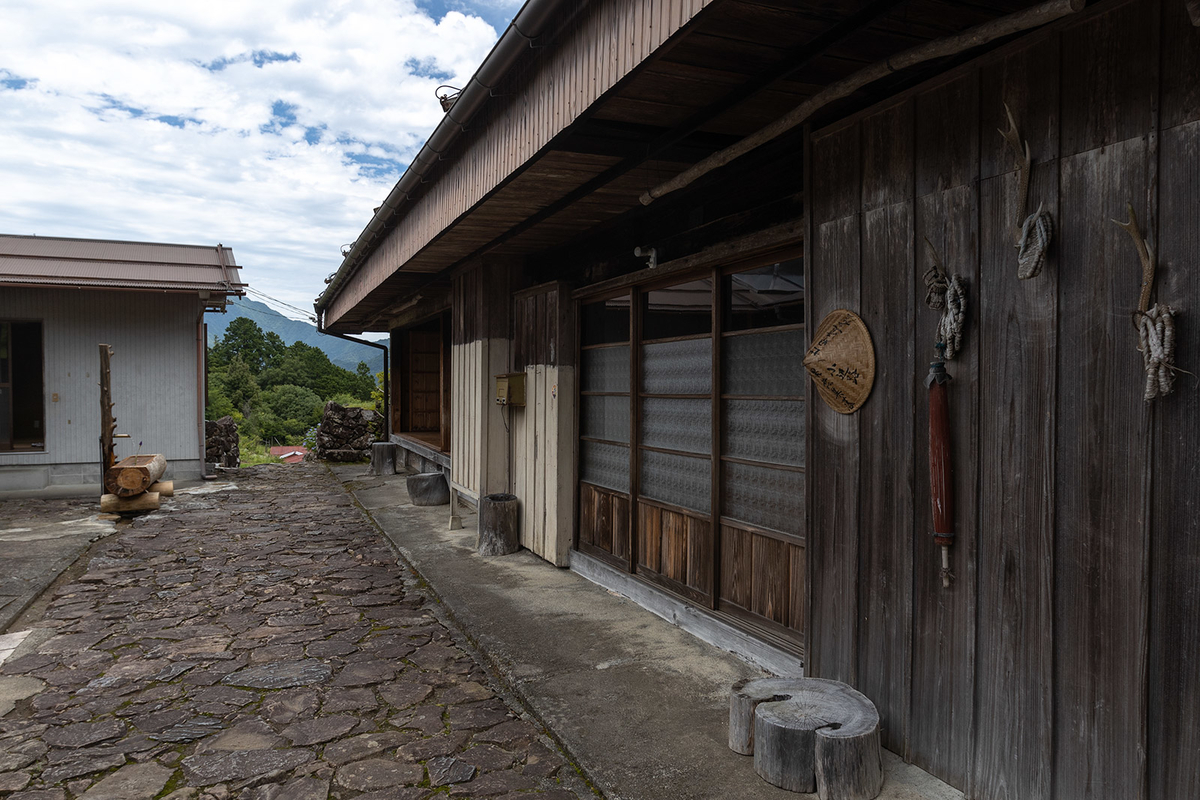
[729,677,883,800]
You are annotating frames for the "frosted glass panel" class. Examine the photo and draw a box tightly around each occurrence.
[580,440,629,493]
[642,338,710,395]
[723,328,806,396]
[582,345,629,393]
[723,399,805,467]
[641,397,710,454]
[722,461,804,535]
[640,450,710,513]
[582,395,630,444]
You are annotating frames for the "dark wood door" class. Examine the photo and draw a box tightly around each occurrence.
[408,329,441,432]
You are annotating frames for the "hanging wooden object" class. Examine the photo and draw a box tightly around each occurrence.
[803,310,876,414]
[927,351,954,588]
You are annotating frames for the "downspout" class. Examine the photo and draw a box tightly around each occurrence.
[315,0,568,319]
[198,308,212,478]
[316,317,391,439]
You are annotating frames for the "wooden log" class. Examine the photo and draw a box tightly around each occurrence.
[735,677,883,799]
[148,480,174,497]
[754,699,820,793]
[816,717,883,800]
[103,454,166,497]
[370,442,395,476]
[478,493,519,556]
[100,492,160,513]
[729,677,808,755]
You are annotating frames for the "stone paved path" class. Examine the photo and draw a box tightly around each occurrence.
[0,465,593,800]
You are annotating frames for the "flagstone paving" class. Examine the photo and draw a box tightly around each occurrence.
[0,465,592,800]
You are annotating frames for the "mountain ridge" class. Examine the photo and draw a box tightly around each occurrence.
[206,298,385,373]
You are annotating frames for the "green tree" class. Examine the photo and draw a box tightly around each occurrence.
[223,354,260,416]
[263,331,287,370]
[211,317,270,372]
[206,373,236,420]
[261,384,324,429]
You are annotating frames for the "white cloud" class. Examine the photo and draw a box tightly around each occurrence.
[0,0,501,320]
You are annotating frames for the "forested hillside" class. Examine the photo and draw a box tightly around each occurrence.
[206,317,379,453]
[206,298,384,373]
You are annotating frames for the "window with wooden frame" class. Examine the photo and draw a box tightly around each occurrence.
[0,320,46,452]
[575,251,807,650]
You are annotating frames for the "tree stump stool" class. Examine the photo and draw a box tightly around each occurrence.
[478,493,519,556]
[730,677,883,800]
[370,442,395,476]
[406,472,450,506]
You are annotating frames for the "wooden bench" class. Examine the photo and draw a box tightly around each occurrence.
[729,677,883,799]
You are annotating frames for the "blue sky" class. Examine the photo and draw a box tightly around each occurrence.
[0,0,519,321]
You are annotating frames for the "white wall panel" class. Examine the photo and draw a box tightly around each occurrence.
[0,288,203,467]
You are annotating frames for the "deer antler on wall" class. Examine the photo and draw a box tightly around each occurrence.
[999,103,1054,280]
[1113,203,1178,401]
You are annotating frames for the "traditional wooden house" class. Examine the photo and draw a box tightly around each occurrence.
[316,1,1200,797]
[0,235,245,491]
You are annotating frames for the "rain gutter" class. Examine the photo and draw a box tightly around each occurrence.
[316,0,568,319]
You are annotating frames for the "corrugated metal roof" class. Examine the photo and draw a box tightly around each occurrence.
[0,234,246,294]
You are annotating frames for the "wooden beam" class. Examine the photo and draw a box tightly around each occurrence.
[642,0,1087,204]
[573,219,805,299]
[458,0,907,267]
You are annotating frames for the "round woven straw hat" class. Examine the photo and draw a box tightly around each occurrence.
[803,309,875,414]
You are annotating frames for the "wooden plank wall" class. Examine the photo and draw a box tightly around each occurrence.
[511,283,577,566]
[451,268,485,498]
[804,2,1200,798]
[329,0,715,324]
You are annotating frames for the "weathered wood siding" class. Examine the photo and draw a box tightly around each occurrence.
[805,1,1200,798]
[511,283,576,566]
[328,0,716,324]
[0,288,204,477]
[451,264,513,500]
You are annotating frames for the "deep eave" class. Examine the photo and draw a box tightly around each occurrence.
[320,0,1074,333]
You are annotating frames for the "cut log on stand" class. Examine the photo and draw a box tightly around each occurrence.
[104,454,167,497]
[148,480,174,497]
[101,492,161,513]
[731,677,883,800]
[478,493,519,556]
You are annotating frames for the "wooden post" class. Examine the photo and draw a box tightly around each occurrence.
[99,344,116,477]
[449,486,463,530]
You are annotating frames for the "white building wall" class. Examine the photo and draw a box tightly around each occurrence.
[0,287,204,488]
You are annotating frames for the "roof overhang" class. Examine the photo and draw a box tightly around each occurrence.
[0,235,247,311]
[319,0,1084,333]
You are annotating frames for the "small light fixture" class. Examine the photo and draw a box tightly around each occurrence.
[634,246,657,269]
